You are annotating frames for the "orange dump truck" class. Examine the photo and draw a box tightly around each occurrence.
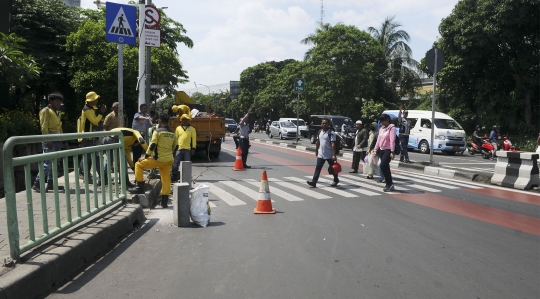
[169,91,225,158]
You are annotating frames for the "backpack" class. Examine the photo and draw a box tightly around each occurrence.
[318,129,340,155]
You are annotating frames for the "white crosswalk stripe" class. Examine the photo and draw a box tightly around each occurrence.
[197,171,486,207]
[204,182,247,206]
[336,175,400,194]
[398,171,485,189]
[245,180,304,201]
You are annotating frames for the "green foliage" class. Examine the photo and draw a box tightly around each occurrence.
[361,99,386,122]
[0,33,40,88]
[10,0,79,114]
[0,109,40,142]
[437,0,540,131]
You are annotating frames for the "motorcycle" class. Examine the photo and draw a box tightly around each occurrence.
[467,136,494,159]
[339,127,355,149]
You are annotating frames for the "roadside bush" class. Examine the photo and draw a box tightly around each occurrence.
[0,109,40,142]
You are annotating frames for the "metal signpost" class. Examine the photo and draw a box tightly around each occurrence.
[105,2,137,127]
[425,48,445,165]
[294,78,305,142]
[144,1,161,107]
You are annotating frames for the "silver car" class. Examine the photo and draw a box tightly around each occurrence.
[268,121,297,140]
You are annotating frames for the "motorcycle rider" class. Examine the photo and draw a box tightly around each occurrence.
[472,125,483,150]
[489,125,499,159]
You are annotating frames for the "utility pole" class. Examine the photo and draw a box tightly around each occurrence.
[137,0,146,108]
[145,0,152,108]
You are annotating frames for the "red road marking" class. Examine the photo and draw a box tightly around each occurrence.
[390,193,540,236]
[464,188,540,206]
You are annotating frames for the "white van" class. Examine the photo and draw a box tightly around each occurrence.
[279,118,308,138]
[383,110,467,155]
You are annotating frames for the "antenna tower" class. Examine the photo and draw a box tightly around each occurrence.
[320,0,324,24]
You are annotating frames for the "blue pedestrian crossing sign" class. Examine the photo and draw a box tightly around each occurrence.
[106,2,137,45]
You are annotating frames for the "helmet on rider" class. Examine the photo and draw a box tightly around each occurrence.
[475,125,481,131]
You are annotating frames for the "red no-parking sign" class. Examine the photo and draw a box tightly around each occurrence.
[144,5,161,29]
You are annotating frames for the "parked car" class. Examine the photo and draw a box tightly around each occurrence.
[268,121,298,140]
[279,118,308,138]
[225,118,238,133]
[382,110,466,155]
[308,115,353,144]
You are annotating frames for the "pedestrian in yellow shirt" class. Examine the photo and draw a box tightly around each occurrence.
[171,114,196,181]
[129,114,177,208]
[32,92,69,193]
[78,91,107,185]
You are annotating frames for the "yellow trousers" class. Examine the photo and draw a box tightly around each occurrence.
[135,158,173,195]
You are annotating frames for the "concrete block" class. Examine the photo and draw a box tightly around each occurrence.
[424,166,439,176]
[438,169,455,178]
[398,163,425,171]
[180,161,192,189]
[173,183,190,227]
[266,141,273,144]
[296,146,307,150]
[454,171,477,181]
[279,143,288,147]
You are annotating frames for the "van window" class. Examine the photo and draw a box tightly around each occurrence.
[310,117,322,126]
[434,119,463,130]
[290,119,305,126]
[280,122,295,127]
[330,117,352,129]
[421,119,432,128]
[409,118,418,128]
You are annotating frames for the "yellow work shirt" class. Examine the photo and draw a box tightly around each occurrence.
[146,126,177,162]
[39,106,63,134]
[110,128,149,169]
[78,104,104,141]
[175,124,197,150]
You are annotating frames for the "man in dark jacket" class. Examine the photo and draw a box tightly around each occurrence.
[398,105,411,163]
[350,120,368,173]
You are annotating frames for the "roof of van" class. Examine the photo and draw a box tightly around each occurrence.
[279,118,305,121]
[310,115,351,118]
[383,110,454,119]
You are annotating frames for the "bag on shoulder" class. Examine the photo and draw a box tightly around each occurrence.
[394,135,401,156]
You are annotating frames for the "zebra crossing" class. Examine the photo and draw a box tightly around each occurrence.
[199,173,486,208]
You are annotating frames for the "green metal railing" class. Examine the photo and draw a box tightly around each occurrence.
[3,131,127,260]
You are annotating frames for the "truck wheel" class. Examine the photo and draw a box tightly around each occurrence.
[310,134,316,144]
[419,141,429,154]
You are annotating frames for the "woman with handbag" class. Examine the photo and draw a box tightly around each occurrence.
[374,114,396,192]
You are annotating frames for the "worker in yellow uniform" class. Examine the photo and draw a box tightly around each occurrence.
[32,92,69,193]
[78,91,107,184]
[129,113,177,208]
[171,114,196,181]
[102,128,148,187]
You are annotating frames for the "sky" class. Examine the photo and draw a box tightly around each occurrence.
[81,0,459,92]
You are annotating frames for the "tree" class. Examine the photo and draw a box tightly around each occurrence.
[368,16,421,100]
[238,63,280,116]
[437,0,540,133]
[307,24,387,120]
[0,33,40,89]
[300,22,334,61]
[11,0,79,112]
[66,7,193,125]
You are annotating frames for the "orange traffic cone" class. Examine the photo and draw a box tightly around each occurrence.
[254,170,276,214]
[232,147,245,171]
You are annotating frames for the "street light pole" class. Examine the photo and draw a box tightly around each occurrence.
[137,0,146,108]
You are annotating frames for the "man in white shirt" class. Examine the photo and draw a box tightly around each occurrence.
[307,118,339,187]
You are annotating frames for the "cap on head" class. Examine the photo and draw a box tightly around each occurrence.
[85,91,100,103]
[172,105,180,113]
[112,102,119,108]
[355,120,362,125]
[180,114,191,121]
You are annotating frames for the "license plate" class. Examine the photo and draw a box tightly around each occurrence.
[453,146,460,150]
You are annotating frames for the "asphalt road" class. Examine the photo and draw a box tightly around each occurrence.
[247,131,497,174]
[44,140,540,299]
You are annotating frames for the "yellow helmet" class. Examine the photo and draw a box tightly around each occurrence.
[180,114,191,121]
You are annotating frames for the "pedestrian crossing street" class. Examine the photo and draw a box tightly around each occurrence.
[200,172,485,208]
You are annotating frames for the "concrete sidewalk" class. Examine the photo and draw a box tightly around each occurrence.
[0,169,145,299]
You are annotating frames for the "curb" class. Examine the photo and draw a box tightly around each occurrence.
[0,202,145,299]
[248,136,493,184]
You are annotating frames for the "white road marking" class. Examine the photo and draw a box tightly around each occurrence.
[204,182,247,206]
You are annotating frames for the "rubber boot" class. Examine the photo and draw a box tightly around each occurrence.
[129,181,145,194]
[46,181,65,191]
[161,195,169,208]
[125,174,135,188]
[242,154,251,168]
